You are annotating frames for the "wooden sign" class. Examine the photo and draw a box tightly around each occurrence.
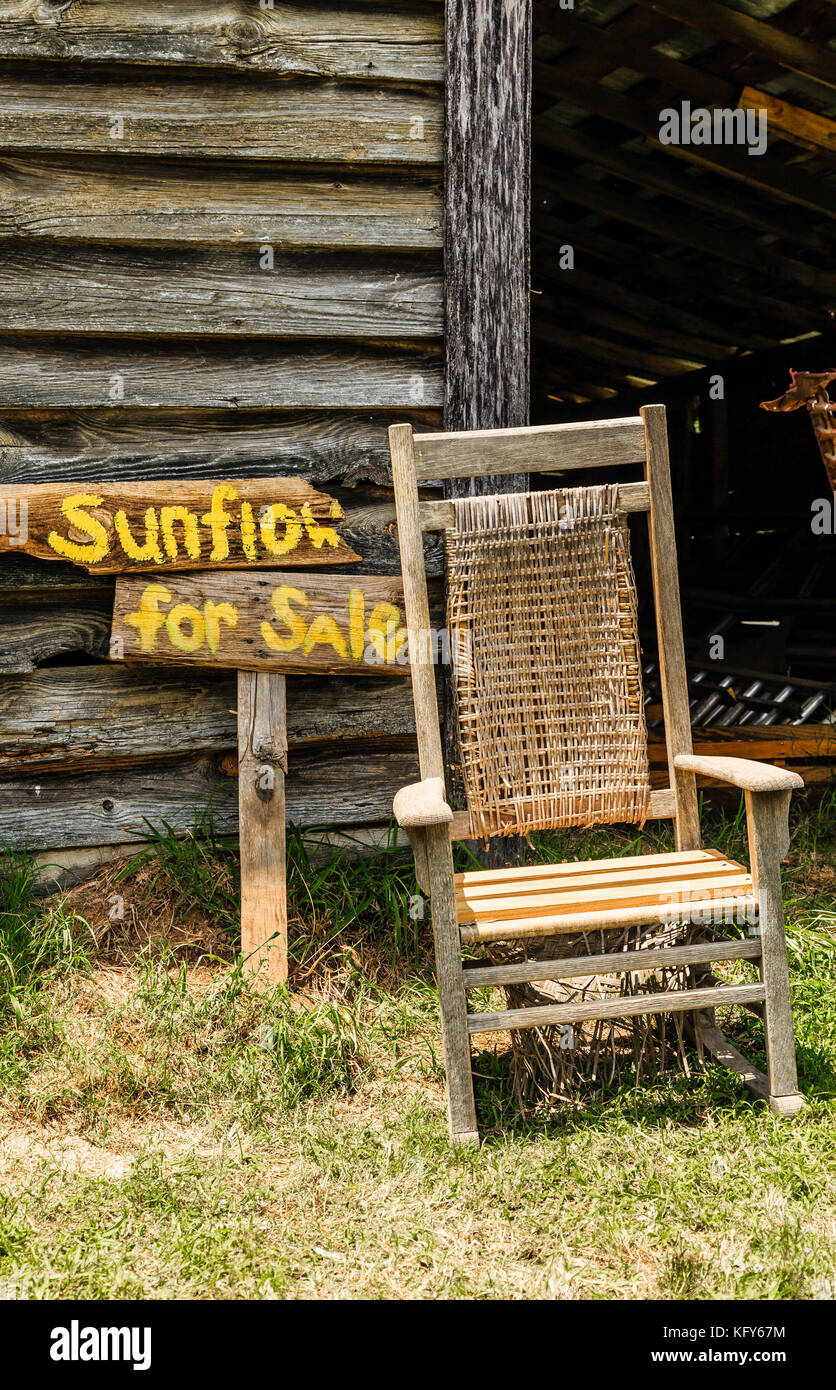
[0,478,360,572]
[110,571,410,675]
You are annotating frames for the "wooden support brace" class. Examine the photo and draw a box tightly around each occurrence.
[237,670,289,985]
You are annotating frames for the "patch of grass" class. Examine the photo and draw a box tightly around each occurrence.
[0,798,834,1299]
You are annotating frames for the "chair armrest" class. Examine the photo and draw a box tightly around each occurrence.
[393,777,453,828]
[674,754,804,793]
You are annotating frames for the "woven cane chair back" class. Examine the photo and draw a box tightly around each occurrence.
[446,483,651,837]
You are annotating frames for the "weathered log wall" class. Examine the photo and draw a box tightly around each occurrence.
[0,0,444,851]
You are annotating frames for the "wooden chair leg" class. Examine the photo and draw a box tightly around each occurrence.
[746,790,806,1117]
[424,823,479,1146]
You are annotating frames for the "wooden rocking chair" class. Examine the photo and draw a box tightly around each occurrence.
[389,406,806,1146]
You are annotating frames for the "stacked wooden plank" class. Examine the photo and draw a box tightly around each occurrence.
[0,1,444,852]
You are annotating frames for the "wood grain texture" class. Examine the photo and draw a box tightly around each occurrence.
[0,155,442,249]
[424,821,479,1144]
[467,982,767,1036]
[642,404,701,851]
[444,0,531,436]
[746,788,804,1107]
[0,72,442,163]
[0,601,112,672]
[0,339,443,409]
[0,410,441,487]
[111,569,410,675]
[0,665,416,774]
[463,937,763,989]
[0,2,444,82]
[0,245,442,339]
[413,417,646,481]
[238,670,288,983]
[675,754,805,794]
[0,748,422,850]
[0,477,359,572]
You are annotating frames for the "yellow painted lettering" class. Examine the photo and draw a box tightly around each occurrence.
[165,602,206,654]
[239,501,258,562]
[303,613,348,660]
[159,505,201,561]
[368,602,407,664]
[259,504,303,557]
[114,507,163,563]
[348,588,365,661]
[200,484,238,562]
[261,584,308,653]
[47,493,109,565]
[123,583,171,654]
[203,600,238,654]
[301,500,340,550]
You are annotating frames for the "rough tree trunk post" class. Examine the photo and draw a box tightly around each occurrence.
[443,0,532,863]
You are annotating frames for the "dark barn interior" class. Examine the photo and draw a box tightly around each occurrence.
[530,0,836,786]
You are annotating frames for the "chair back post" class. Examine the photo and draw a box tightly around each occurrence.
[641,404,701,849]
[389,422,445,782]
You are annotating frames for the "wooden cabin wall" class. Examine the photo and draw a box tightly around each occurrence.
[0,1,445,854]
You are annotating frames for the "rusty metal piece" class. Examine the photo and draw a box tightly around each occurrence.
[761,369,836,494]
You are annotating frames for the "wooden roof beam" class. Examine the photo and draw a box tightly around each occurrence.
[628,0,836,92]
[536,67,836,220]
[531,112,831,255]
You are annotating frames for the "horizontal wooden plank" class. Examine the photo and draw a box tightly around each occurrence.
[0,409,441,488]
[648,726,836,762]
[456,848,725,887]
[463,937,763,988]
[0,154,442,249]
[0,477,360,573]
[412,417,646,480]
[456,857,747,908]
[466,983,766,1035]
[0,339,444,408]
[0,73,443,163]
[0,747,421,850]
[460,895,758,943]
[111,569,410,675]
[0,3,444,82]
[457,875,754,925]
[0,245,442,339]
[418,480,650,528]
[0,664,416,774]
[0,600,112,673]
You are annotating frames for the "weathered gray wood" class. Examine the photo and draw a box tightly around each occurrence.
[0,340,444,408]
[112,569,410,675]
[0,155,442,250]
[0,665,415,773]
[0,3,444,82]
[467,982,766,1036]
[0,245,442,339]
[0,74,442,163]
[238,671,288,984]
[675,755,804,794]
[0,410,440,488]
[444,0,530,436]
[0,749,421,850]
[413,417,646,481]
[424,821,478,1145]
[642,404,701,851]
[418,479,650,529]
[389,423,443,780]
[0,602,112,673]
[462,937,763,989]
[0,477,359,573]
[691,1014,770,1103]
[745,788,805,1111]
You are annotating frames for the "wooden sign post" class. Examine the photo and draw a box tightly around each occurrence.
[6,477,408,985]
